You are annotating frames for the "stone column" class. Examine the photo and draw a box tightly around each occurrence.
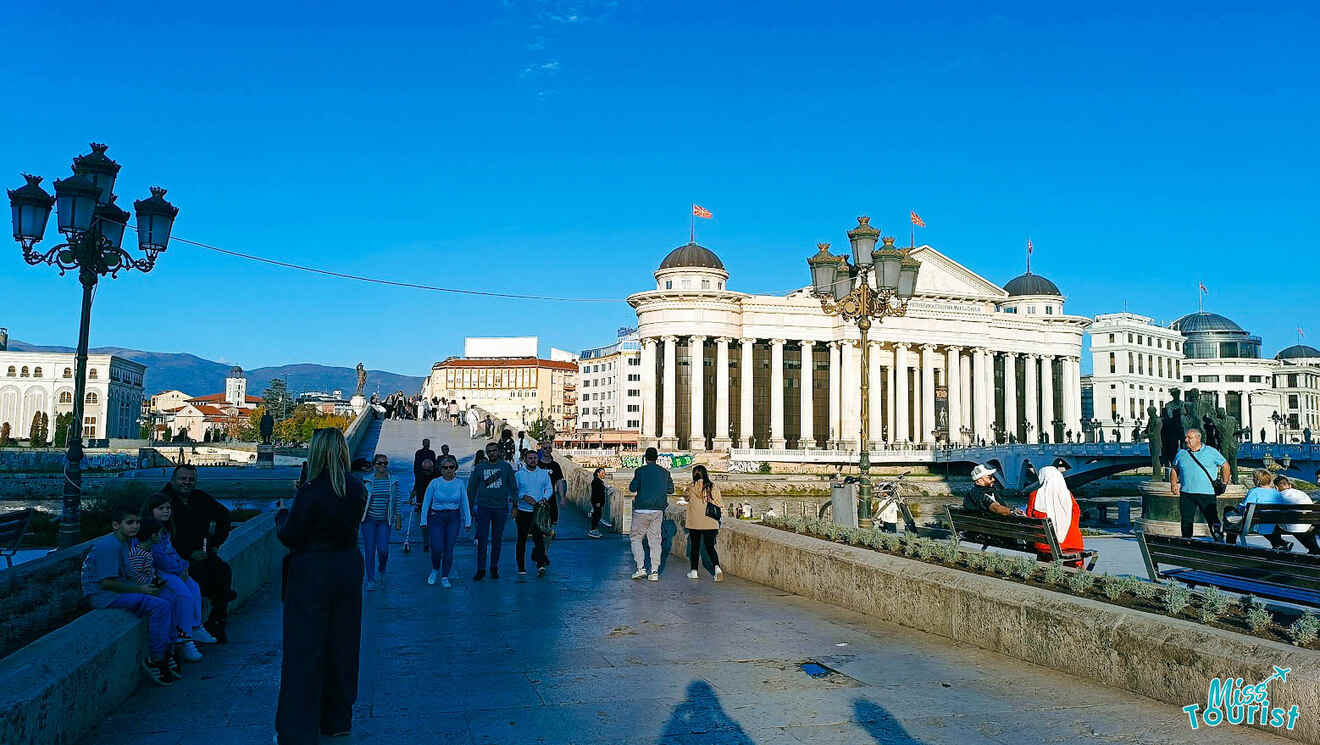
[894,343,910,443]
[1024,353,1039,444]
[886,349,897,445]
[1059,356,1075,441]
[740,338,755,448]
[1069,356,1084,438]
[713,337,731,450]
[1040,355,1055,442]
[640,337,658,445]
[828,341,841,448]
[799,341,815,449]
[946,346,962,444]
[769,339,786,449]
[868,341,883,447]
[840,340,859,450]
[659,336,678,450]
[688,335,706,452]
[972,348,989,443]
[959,352,972,434]
[920,345,937,444]
[1002,352,1017,443]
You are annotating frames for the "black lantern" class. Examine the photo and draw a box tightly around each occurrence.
[808,242,839,296]
[847,216,879,267]
[8,174,55,245]
[133,186,178,254]
[872,236,904,290]
[896,254,920,299]
[93,197,130,250]
[71,143,121,205]
[53,174,101,234]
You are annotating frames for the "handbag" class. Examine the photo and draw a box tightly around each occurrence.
[1186,448,1226,496]
[704,492,722,523]
[532,502,554,535]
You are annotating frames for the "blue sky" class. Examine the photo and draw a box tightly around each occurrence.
[3,1,1316,383]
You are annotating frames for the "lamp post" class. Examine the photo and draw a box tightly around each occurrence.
[8,144,177,548]
[1271,411,1285,444]
[807,217,921,528]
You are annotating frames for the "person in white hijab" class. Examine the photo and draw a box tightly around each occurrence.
[1026,465,1084,564]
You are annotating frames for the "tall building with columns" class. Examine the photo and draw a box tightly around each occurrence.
[628,239,1089,452]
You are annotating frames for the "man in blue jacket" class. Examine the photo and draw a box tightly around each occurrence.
[467,442,518,580]
[628,447,674,581]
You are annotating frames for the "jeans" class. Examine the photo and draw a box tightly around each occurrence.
[590,500,604,530]
[106,593,173,658]
[361,520,391,581]
[687,528,720,572]
[188,553,233,625]
[475,505,508,571]
[159,571,203,632]
[1264,530,1320,553]
[1178,492,1220,538]
[631,510,664,572]
[427,509,462,576]
[515,509,548,571]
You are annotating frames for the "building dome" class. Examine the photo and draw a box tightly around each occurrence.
[1170,312,1244,334]
[1276,344,1320,360]
[659,242,724,271]
[1003,272,1061,297]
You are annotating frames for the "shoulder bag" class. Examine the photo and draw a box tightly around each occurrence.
[1186,448,1226,496]
[704,488,722,522]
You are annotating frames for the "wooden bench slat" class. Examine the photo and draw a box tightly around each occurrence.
[946,506,1098,570]
[1140,532,1320,607]
[1162,569,1320,606]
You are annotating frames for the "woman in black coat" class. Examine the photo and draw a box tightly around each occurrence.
[588,467,611,537]
[274,427,367,745]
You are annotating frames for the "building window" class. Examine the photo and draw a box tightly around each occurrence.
[1183,376,1193,383]
[20,366,29,377]
[627,389,640,396]
[1108,353,1115,374]
[627,404,640,412]
[1127,333,1133,343]
[1289,394,1300,409]
[1197,375,1219,383]
[86,392,99,404]
[59,391,73,403]
[1249,375,1263,383]
[83,416,97,437]
[665,281,672,289]
[1045,306,1054,315]
[89,369,98,380]
[628,357,640,366]
[701,280,710,289]
[33,367,42,378]
[1225,375,1244,383]
[5,366,14,377]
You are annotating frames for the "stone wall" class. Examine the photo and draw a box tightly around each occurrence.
[0,516,285,745]
[665,519,1320,745]
[0,538,88,657]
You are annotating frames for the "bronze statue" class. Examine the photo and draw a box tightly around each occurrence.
[1214,406,1241,481]
[259,411,274,446]
[1146,404,1163,480]
[354,362,367,397]
[1160,389,1185,466]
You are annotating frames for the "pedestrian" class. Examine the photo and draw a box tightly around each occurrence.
[405,458,437,554]
[468,441,517,580]
[499,429,516,463]
[467,406,479,439]
[420,454,471,587]
[413,439,436,478]
[161,464,235,643]
[684,465,725,581]
[514,449,554,576]
[360,453,403,589]
[537,442,565,535]
[1169,426,1229,540]
[628,447,673,581]
[517,430,527,454]
[141,491,216,646]
[275,427,367,745]
[1025,466,1085,566]
[588,467,608,538]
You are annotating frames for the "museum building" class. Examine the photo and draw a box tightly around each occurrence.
[627,226,1090,452]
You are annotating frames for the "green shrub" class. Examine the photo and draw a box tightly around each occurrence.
[879,533,899,553]
[1163,584,1192,615]
[1012,557,1037,580]
[1199,588,1231,619]
[1100,576,1126,601]
[757,462,772,474]
[1067,571,1096,595]
[1043,561,1067,586]
[1246,606,1274,634]
[903,537,922,558]
[938,539,961,563]
[915,539,936,561]
[982,553,1006,575]
[1132,580,1160,601]
[963,551,986,570]
[1287,614,1319,647]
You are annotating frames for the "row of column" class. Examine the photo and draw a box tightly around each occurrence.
[640,336,1083,450]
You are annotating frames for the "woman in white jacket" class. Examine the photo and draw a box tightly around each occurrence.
[420,454,471,587]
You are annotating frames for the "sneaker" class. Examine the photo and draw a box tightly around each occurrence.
[518,570,527,576]
[631,569,648,580]
[687,570,698,579]
[191,626,218,644]
[537,567,546,577]
[166,654,183,679]
[599,519,613,528]
[143,658,173,686]
[440,577,452,588]
[178,641,203,663]
[588,529,602,538]
[648,572,659,582]
[427,570,438,585]
[402,542,411,554]
[473,569,486,582]
[714,566,724,582]
[490,568,500,580]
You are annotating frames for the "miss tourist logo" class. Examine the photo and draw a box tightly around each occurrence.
[1183,666,1301,731]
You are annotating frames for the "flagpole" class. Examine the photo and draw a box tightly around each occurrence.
[690,209,694,244]
[1198,281,1203,313]
[1026,237,1031,275]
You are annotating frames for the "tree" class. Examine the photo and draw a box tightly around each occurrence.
[39,412,49,444]
[0,422,10,447]
[527,415,556,446]
[272,404,350,445]
[139,420,151,439]
[53,413,72,448]
[261,379,295,421]
[29,412,46,447]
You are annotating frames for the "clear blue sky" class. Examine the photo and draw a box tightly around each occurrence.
[4,1,1316,383]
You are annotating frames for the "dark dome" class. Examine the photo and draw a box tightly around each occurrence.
[1170,312,1244,334]
[1276,344,1320,360]
[659,242,724,271]
[1003,272,1061,297]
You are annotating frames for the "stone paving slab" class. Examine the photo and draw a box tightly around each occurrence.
[78,499,1297,745]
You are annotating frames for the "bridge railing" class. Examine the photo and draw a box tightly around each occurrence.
[934,442,1150,462]
[730,447,935,464]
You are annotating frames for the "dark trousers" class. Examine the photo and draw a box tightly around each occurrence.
[276,549,363,745]
[1179,492,1220,538]
[590,500,604,530]
[515,510,548,571]
[188,553,233,624]
[688,529,720,572]
[1265,530,1320,553]
[475,505,507,571]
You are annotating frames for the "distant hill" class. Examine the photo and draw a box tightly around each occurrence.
[8,340,425,398]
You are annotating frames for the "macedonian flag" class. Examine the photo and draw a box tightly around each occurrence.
[692,204,713,219]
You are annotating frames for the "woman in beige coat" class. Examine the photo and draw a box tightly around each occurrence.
[684,465,725,581]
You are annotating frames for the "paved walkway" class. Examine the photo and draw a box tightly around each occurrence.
[80,492,1293,745]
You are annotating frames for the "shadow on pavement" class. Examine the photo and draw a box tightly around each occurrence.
[855,698,925,744]
[660,680,756,745]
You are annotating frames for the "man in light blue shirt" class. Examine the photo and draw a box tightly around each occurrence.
[1169,427,1230,540]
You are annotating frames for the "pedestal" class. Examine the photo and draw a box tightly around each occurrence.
[1136,479,1245,536]
[657,437,678,451]
[711,436,732,451]
[350,395,367,414]
[256,444,275,468]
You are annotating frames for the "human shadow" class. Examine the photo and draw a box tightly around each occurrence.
[660,680,756,745]
[854,698,925,744]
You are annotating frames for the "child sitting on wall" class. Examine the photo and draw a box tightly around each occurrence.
[136,517,205,665]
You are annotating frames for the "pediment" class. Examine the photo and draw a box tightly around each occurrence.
[909,246,1008,299]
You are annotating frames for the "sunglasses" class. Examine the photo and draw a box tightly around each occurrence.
[374,460,388,466]
[440,465,458,470]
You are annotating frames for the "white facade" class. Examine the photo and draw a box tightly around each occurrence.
[1179,357,1283,441]
[0,351,145,441]
[1274,359,1320,441]
[1087,313,1185,441]
[578,328,642,432]
[628,238,1090,452]
[464,336,537,359]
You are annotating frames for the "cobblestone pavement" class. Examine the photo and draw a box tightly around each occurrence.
[78,491,1296,745]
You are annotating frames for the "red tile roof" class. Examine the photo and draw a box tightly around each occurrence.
[437,357,578,372]
[188,393,262,404]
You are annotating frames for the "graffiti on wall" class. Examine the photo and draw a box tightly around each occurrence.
[619,452,694,470]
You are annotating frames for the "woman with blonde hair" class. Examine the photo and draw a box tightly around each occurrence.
[275,428,367,745]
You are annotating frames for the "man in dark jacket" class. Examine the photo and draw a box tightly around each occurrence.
[163,464,235,642]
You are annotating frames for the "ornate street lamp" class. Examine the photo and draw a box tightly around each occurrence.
[807,216,921,528]
[9,144,177,548]
[1271,411,1285,444]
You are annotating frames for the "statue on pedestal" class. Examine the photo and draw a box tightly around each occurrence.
[259,411,274,446]
[1160,389,1185,466]
[1146,404,1163,480]
[1214,407,1241,481]
[354,363,367,397]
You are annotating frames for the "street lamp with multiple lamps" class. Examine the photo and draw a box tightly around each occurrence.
[8,144,178,548]
[807,217,921,528]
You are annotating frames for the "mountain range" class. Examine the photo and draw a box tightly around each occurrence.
[8,340,425,398]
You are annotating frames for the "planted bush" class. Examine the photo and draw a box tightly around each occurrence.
[1288,614,1319,647]
[1066,570,1096,595]
[1132,580,1160,601]
[1100,576,1126,601]
[1011,557,1037,580]
[1163,584,1192,615]
[1043,562,1067,586]
[1246,606,1274,634]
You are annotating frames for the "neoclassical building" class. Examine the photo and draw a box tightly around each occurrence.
[0,350,145,441]
[627,238,1089,452]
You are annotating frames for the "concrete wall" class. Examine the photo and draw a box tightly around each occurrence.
[0,516,285,745]
[666,519,1320,745]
